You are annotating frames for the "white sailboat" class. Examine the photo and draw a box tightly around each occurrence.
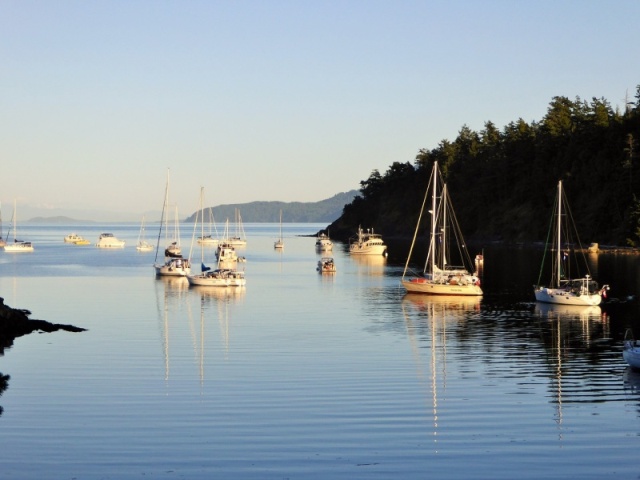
[188,188,246,287]
[3,200,34,253]
[226,208,247,247]
[534,180,609,305]
[197,206,219,246]
[401,161,482,296]
[154,170,191,277]
[136,215,154,252]
[274,209,284,249]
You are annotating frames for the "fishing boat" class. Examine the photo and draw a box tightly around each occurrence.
[349,226,387,256]
[274,209,284,249]
[153,170,191,276]
[96,233,125,248]
[3,200,33,252]
[315,232,333,251]
[533,180,609,306]
[317,257,336,273]
[136,216,154,252]
[401,161,482,296]
[624,329,640,369]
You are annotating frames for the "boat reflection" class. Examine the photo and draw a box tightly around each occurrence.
[350,254,387,276]
[401,295,480,451]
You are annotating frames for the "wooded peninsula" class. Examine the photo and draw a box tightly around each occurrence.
[327,87,640,247]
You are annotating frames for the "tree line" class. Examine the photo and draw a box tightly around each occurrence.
[327,86,640,247]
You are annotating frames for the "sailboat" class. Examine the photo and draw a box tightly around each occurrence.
[136,215,154,252]
[197,206,219,246]
[188,188,246,287]
[534,180,609,305]
[274,209,284,249]
[3,200,34,253]
[226,208,247,247]
[401,161,482,296]
[154,170,191,277]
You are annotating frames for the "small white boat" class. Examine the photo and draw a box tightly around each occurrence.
[349,226,387,256]
[274,209,284,249]
[64,233,88,244]
[154,257,191,276]
[136,216,154,252]
[317,257,336,273]
[534,181,609,306]
[197,234,218,246]
[3,200,34,253]
[624,329,640,369]
[225,209,247,247]
[315,232,333,251]
[96,233,125,248]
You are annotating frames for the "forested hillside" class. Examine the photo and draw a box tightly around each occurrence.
[327,87,640,247]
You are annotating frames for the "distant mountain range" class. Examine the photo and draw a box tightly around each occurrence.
[22,191,358,224]
[185,191,358,223]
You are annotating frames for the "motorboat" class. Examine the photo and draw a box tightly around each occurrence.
[64,233,89,244]
[401,161,482,296]
[349,226,387,256]
[315,232,333,251]
[96,233,125,248]
[317,257,336,273]
[534,180,609,305]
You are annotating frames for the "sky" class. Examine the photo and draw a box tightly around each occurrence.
[2,0,639,221]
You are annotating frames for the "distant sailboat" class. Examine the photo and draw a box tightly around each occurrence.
[274,209,284,249]
[136,215,154,252]
[154,169,191,276]
[3,200,34,253]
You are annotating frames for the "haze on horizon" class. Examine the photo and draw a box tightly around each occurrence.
[2,1,639,222]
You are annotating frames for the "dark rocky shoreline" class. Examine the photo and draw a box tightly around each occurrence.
[0,297,86,355]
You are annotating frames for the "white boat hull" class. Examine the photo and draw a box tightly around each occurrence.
[187,270,246,287]
[154,259,191,277]
[402,278,482,296]
[624,342,640,369]
[4,242,34,253]
[534,287,602,306]
[350,244,387,255]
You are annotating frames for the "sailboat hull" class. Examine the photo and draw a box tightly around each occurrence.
[533,287,602,306]
[401,279,482,296]
[4,242,34,253]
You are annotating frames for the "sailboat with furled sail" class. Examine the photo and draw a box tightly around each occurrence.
[154,170,191,276]
[533,180,609,305]
[3,200,33,253]
[401,161,481,296]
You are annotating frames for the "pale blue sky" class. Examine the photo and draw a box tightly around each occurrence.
[2,0,638,220]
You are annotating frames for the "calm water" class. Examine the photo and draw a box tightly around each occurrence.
[2,224,640,479]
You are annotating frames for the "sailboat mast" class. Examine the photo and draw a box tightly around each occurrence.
[556,180,562,288]
[430,162,438,275]
[442,184,448,270]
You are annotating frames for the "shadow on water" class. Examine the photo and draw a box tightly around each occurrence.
[0,297,86,418]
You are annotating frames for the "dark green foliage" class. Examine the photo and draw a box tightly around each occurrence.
[328,87,640,245]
